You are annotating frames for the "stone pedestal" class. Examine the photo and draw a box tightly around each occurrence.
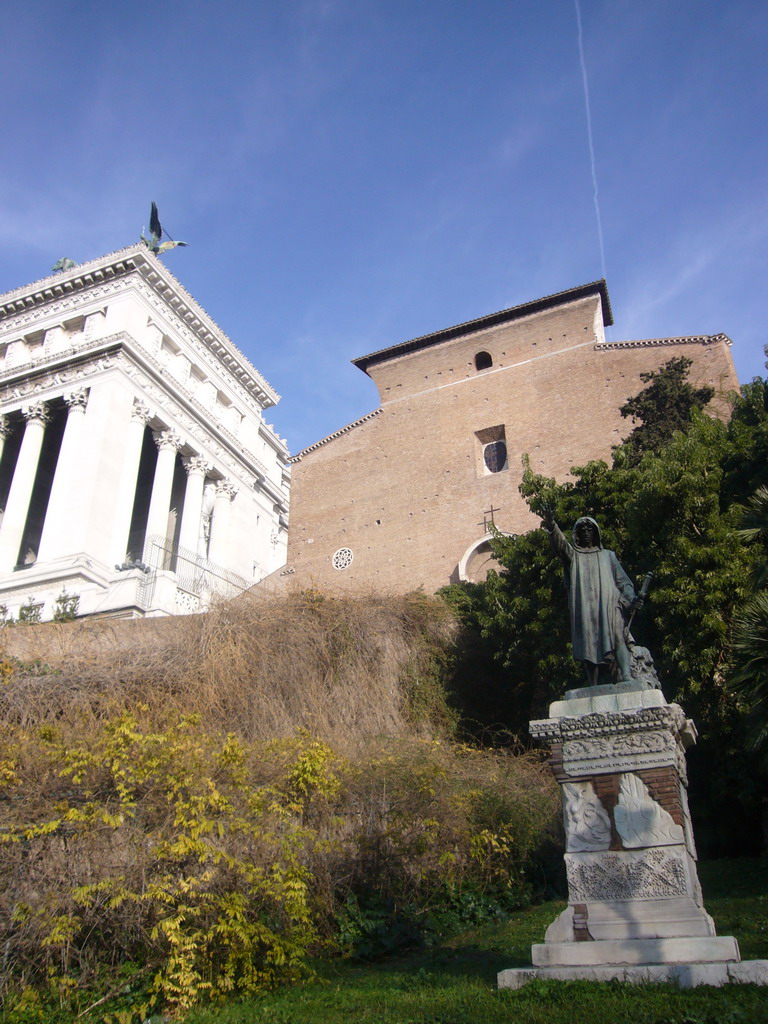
[498,684,768,989]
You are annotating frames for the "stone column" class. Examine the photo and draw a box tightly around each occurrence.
[0,402,49,571]
[36,389,89,562]
[112,399,152,563]
[0,417,14,541]
[178,456,210,556]
[0,415,12,465]
[143,429,181,561]
[207,478,238,567]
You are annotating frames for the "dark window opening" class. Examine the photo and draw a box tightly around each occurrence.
[126,426,159,562]
[475,351,493,371]
[483,440,507,473]
[0,413,25,524]
[16,399,68,568]
[165,453,187,570]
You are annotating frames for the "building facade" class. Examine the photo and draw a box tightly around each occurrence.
[0,245,290,620]
[284,281,738,594]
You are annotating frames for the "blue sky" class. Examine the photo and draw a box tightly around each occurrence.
[1,0,766,453]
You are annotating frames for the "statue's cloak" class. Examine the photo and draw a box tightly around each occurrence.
[550,518,636,665]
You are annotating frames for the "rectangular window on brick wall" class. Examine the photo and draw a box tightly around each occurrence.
[474,424,508,476]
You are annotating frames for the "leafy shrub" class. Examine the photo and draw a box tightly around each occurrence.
[0,715,328,1020]
[16,599,42,625]
[0,716,557,1019]
[326,738,557,957]
[52,590,79,622]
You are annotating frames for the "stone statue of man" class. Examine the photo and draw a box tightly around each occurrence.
[541,512,641,685]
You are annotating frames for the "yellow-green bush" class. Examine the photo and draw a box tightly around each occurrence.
[0,713,557,1021]
[0,715,335,1020]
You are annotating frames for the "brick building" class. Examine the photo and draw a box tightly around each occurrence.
[282,281,737,593]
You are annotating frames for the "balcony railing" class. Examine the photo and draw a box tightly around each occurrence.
[138,534,250,611]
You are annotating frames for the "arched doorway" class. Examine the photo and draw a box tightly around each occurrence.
[457,533,507,583]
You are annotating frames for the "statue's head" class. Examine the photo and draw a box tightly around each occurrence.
[573,517,601,550]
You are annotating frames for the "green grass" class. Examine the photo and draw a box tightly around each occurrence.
[187,859,768,1024]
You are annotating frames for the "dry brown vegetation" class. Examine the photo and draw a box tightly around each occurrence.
[1,589,459,747]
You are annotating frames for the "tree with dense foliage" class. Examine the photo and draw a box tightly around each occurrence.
[619,355,715,461]
[729,484,768,774]
[730,593,768,753]
[442,357,768,855]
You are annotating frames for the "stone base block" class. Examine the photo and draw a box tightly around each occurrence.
[545,898,716,943]
[548,684,667,718]
[531,934,740,968]
[498,959,768,990]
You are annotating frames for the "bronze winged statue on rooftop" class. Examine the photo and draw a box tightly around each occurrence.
[140,202,188,255]
[51,257,78,273]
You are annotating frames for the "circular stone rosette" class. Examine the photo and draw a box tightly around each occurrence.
[331,547,353,570]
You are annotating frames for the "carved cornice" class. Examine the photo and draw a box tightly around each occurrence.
[0,325,290,468]
[0,342,120,406]
[0,244,281,409]
[0,279,125,340]
[560,727,679,778]
[0,335,288,509]
[129,276,278,412]
[530,704,687,743]
[1,332,121,382]
[531,703,691,784]
[0,276,289,461]
[0,259,133,320]
[594,333,732,352]
[0,275,275,416]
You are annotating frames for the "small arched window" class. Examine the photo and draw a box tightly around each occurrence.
[474,351,493,371]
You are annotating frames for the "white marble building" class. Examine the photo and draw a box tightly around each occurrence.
[0,245,290,620]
